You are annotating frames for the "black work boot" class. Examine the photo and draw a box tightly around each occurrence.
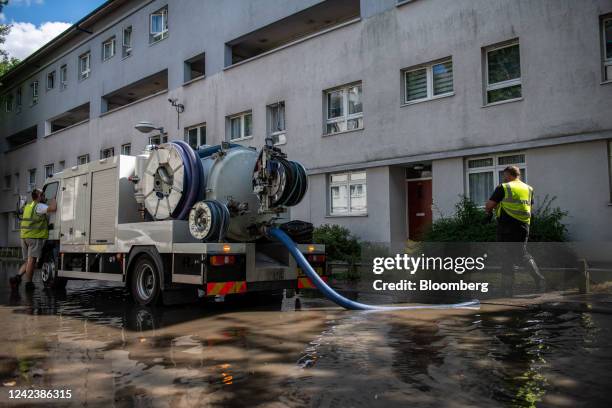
[9,274,22,291]
[25,281,35,291]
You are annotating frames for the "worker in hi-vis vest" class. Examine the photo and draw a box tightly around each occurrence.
[10,188,57,291]
[485,165,545,295]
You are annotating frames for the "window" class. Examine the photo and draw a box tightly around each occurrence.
[267,102,286,145]
[5,93,12,112]
[100,147,114,159]
[58,160,65,171]
[12,214,20,231]
[150,6,168,43]
[608,140,612,201]
[185,123,206,149]
[47,71,55,90]
[44,164,54,179]
[79,52,91,80]
[602,17,612,81]
[43,182,59,201]
[325,83,363,135]
[121,143,131,155]
[3,174,11,190]
[102,37,116,61]
[122,26,132,58]
[14,173,20,194]
[59,65,68,89]
[403,58,453,104]
[28,168,36,192]
[16,87,22,109]
[466,153,527,205]
[184,52,205,82]
[148,134,168,146]
[77,154,89,165]
[484,41,521,104]
[228,111,253,141]
[329,171,367,215]
[30,80,39,105]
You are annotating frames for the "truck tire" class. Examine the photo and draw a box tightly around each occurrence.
[130,256,161,306]
[41,261,68,290]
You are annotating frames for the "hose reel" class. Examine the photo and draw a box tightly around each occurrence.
[188,200,230,242]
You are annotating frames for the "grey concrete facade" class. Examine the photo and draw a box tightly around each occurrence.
[1,0,612,246]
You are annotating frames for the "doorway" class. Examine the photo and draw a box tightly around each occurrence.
[406,179,432,240]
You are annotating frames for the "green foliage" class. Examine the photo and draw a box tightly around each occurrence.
[313,224,361,262]
[0,23,20,77]
[423,195,568,242]
[529,195,568,242]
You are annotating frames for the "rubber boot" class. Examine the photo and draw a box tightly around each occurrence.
[526,257,545,292]
[9,274,22,291]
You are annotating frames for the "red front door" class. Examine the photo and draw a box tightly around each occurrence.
[407,179,432,240]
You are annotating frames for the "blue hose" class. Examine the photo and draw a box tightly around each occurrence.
[268,228,480,311]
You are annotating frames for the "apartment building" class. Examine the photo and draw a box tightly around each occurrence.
[1,0,611,247]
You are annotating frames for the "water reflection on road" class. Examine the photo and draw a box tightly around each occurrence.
[1,262,611,407]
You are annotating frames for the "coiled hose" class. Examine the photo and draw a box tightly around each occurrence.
[268,228,480,311]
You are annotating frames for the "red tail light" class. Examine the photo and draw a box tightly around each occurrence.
[307,254,326,263]
[210,255,236,266]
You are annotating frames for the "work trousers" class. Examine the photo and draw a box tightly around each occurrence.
[497,223,543,294]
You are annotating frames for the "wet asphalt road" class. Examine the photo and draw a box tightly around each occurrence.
[1,262,612,408]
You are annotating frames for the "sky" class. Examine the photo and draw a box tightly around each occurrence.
[1,0,107,60]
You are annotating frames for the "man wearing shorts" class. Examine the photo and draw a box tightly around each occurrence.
[10,188,57,291]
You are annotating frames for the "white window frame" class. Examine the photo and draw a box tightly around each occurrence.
[185,123,207,149]
[44,164,54,179]
[228,112,253,141]
[150,6,169,43]
[465,152,527,206]
[79,52,91,80]
[148,134,168,146]
[267,102,286,145]
[59,65,68,90]
[329,171,368,216]
[603,17,612,82]
[27,168,36,192]
[121,143,131,155]
[100,147,114,159]
[325,83,363,135]
[16,87,22,109]
[403,58,453,105]
[484,41,522,105]
[102,37,116,61]
[30,80,39,105]
[77,154,89,165]
[46,71,55,90]
[122,26,133,58]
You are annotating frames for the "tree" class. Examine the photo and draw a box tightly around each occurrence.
[0,23,20,77]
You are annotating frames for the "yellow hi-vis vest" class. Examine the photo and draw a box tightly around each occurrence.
[20,201,49,239]
[496,180,534,224]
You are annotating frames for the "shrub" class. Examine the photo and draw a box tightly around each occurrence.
[423,195,568,242]
[313,224,361,263]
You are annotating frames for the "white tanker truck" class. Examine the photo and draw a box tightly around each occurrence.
[37,140,327,305]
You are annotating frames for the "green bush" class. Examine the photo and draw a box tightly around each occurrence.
[313,224,361,262]
[423,195,568,242]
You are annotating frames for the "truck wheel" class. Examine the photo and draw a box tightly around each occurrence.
[131,257,161,306]
[41,261,68,290]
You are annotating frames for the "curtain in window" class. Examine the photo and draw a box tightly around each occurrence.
[230,117,241,140]
[348,85,362,114]
[151,14,164,34]
[350,183,366,212]
[272,104,285,132]
[331,185,348,213]
[244,114,252,136]
[327,90,343,118]
[469,171,493,205]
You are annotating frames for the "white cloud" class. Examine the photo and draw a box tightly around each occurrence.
[4,21,71,59]
[9,0,45,6]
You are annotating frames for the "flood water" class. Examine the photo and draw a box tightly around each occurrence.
[1,261,612,407]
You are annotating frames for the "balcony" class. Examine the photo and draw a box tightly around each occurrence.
[226,0,360,66]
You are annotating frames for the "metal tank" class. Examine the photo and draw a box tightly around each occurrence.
[135,140,307,242]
